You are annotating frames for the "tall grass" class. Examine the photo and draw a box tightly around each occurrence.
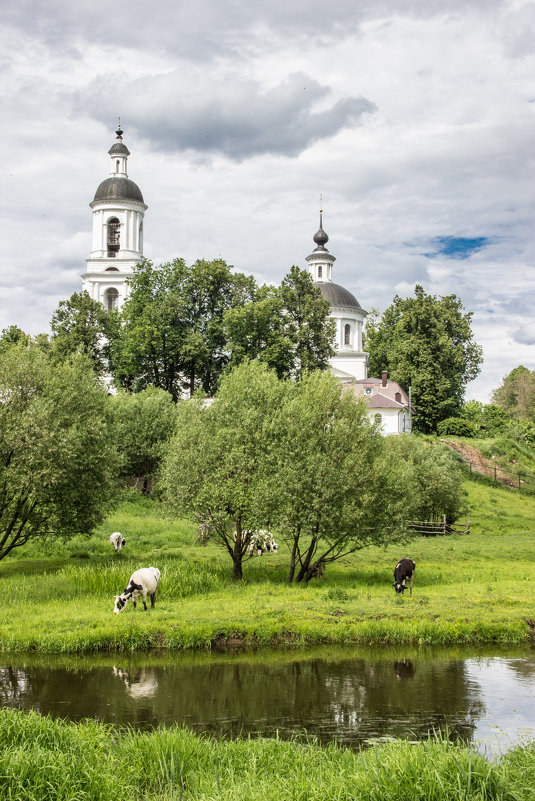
[1,708,534,800]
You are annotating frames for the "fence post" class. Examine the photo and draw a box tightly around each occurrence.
[443,514,447,536]
[494,465,497,483]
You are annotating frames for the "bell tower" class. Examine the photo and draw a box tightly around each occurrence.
[82,122,147,311]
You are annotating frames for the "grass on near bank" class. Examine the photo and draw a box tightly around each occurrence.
[2,706,535,801]
[1,474,535,653]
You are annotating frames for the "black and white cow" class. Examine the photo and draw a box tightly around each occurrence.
[113,567,160,614]
[110,532,126,552]
[393,558,415,595]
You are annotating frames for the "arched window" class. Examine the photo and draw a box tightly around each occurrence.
[107,218,120,257]
[105,266,119,271]
[104,288,119,312]
[344,324,351,346]
[317,265,322,278]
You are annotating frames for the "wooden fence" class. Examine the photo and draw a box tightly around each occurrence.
[408,514,471,537]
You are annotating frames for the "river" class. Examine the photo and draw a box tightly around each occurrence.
[1,645,534,755]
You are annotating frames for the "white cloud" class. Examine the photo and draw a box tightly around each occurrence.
[0,0,533,403]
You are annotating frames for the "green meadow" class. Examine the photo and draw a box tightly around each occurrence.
[2,474,535,653]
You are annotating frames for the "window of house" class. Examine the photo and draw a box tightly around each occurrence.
[318,265,322,278]
[344,323,351,345]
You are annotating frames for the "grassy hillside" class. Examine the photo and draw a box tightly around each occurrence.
[2,471,535,652]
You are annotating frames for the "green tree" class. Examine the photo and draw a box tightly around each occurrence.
[50,291,111,373]
[162,360,285,579]
[365,285,483,433]
[108,258,256,400]
[225,267,335,379]
[387,436,465,523]
[0,344,120,561]
[0,325,30,353]
[492,366,535,422]
[264,372,415,582]
[109,387,177,493]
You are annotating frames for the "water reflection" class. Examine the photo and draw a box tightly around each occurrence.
[0,647,533,751]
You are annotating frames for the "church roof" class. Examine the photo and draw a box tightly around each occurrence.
[315,281,362,310]
[93,177,144,204]
[109,142,130,156]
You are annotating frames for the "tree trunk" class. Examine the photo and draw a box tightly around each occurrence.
[232,556,243,580]
[287,535,299,583]
[295,536,317,582]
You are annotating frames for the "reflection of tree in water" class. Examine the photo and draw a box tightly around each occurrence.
[0,654,486,747]
[502,656,535,680]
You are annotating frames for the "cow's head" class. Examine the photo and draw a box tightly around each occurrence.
[113,595,127,614]
[121,539,126,548]
[393,581,407,594]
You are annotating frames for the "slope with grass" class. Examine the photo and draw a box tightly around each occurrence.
[2,477,535,653]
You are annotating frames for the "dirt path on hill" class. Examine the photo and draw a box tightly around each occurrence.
[440,439,516,487]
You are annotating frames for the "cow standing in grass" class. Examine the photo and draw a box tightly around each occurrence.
[110,532,126,552]
[393,558,415,594]
[113,567,160,613]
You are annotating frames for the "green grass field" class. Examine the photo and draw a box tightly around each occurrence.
[2,476,535,653]
[1,707,534,801]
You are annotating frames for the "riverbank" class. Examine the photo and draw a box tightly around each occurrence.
[1,707,534,800]
[2,479,535,653]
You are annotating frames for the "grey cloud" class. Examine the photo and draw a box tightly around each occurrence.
[2,0,506,60]
[80,72,376,160]
[511,322,535,346]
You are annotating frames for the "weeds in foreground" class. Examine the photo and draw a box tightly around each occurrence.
[1,708,534,801]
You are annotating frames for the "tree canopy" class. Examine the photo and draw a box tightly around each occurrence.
[109,387,177,493]
[107,258,256,399]
[0,344,120,561]
[365,285,483,433]
[492,366,535,422]
[50,291,111,374]
[162,362,462,581]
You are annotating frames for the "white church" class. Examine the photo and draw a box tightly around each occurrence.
[82,126,411,435]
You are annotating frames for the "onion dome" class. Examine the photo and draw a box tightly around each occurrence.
[313,210,329,249]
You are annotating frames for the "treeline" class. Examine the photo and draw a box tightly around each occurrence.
[0,337,465,580]
[51,259,335,400]
[438,366,535,444]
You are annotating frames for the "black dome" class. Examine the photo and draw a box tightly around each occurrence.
[93,177,144,204]
[315,282,362,310]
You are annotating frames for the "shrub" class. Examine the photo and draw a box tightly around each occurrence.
[437,417,477,437]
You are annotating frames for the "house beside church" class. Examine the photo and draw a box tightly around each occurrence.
[81,127,412,433]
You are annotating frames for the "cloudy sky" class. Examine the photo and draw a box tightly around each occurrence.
[1,0,533,401]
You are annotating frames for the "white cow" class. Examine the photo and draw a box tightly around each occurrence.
[113,567,160,613]
[234,530,279,556]
[110,532,126,552]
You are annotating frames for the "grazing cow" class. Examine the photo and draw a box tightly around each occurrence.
[393,558,416,594]
[234,529,279,556]
[113,567,160,614]
[110,532,126,552]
